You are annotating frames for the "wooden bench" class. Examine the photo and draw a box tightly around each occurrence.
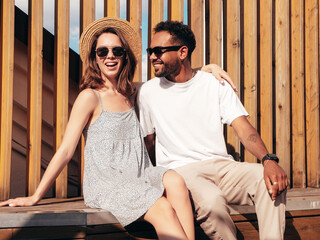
[0,188,320,239]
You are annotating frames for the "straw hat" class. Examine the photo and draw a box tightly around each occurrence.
[79,17,142,63]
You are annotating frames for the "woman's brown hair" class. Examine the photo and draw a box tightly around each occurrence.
[79,28,137,97]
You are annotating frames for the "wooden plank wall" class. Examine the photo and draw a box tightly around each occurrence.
[54,0,70,199]
[0,0,15,200]
[27,0,43,196]
[0,0,319,201]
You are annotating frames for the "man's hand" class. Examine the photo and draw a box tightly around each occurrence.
[263,160,288,200]
[201,64,238,92]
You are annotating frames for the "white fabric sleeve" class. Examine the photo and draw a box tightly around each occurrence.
[137,86,155,137]
[219,83,249,125]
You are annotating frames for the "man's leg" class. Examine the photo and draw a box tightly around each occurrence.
[175,161,237,240]
[217,160,286,240]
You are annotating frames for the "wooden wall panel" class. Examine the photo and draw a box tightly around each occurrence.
[259,0,273,154]
[128,0,142,82]
[0,0,15,201]
[208,0,222,66]
[189,0,204,68]
[225,0,241,160]
[104,0,120,17]
[27,0,43,196]
[291,0,306,187]
[243,0,258,163]
[168,0,184,22]
[305,0,320,187]
[275,0,290,177]
[148,0,163,79]
[54,0,70,198]
[80,1,95,38]
[80,0,95,195]
[3,0,320,199]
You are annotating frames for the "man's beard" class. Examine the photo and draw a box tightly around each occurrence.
[153,58,181,78]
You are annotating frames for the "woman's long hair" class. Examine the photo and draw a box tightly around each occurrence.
[79,28,137,97]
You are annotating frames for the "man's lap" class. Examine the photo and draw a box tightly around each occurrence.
[174,158,265,205]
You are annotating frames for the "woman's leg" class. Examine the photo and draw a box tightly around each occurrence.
[142,196,188,240]
[162,170,195,240]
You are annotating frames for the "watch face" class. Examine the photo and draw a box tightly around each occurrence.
[267,154,278,160]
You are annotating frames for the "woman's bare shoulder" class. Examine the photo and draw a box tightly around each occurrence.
[73,88,99,111]
[78,88,98,101]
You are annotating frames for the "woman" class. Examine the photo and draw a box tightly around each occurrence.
[0,17,194,240]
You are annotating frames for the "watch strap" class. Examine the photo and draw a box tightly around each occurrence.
[262,153,279,165]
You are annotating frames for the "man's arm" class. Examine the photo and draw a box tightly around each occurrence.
[231,116,288,200]
[144,133,156,166]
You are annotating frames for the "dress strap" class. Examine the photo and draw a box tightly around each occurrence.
[92,89,104,112]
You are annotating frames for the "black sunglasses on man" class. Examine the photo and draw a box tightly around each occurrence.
[146,45,183,57]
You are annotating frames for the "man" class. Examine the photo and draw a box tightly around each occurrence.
[138,20,288,240]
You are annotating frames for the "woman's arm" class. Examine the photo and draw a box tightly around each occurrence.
[0,89,97,207]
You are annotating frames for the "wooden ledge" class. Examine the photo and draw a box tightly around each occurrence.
[0,189,320,239]
[0,188,320,229]
[229,188,320,215]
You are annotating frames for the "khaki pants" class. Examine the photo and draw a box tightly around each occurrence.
[175,159,286,240]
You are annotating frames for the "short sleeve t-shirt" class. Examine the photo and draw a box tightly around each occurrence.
[138,71,248,169]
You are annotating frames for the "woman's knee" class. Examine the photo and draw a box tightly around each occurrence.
[163,171,188,193]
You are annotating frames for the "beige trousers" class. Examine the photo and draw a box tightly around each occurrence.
[175,159,286,240]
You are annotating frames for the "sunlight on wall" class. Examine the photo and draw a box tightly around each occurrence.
[14,0,190,82]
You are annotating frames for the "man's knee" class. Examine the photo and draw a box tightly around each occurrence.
[195,194,236,240]
[196,193,230,220]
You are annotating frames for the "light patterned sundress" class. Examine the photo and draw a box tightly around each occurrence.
[83,91,167,226]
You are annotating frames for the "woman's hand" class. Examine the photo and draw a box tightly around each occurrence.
[0,195,39,207]
[201,64,238,92]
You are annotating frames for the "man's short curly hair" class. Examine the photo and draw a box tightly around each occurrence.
[154,21,196,59]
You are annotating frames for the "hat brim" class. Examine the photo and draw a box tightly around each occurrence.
[79,17,142,63]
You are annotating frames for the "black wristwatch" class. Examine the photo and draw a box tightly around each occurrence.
[262,154,279,165]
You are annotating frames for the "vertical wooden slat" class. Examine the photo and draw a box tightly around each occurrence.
[80,1,95,37]
[259,0,273,155]
[80,0,95,194]
[208,0,222,66]
[243,0,257,163]
[189,0,204,68]
[0,0,14,201]
[168,0,184,22]
[27,0,43,196]
[128,0,142,82]
[305,0,320,187]
[225,0,241,160]
[275,0,290,177]
[149,0,163,40]
[148,0,163,79]
[291,0,306,187]
[104,0,120,17]
[54,0,70,198]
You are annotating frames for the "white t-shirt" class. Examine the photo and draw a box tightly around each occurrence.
[138,71,248,169]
